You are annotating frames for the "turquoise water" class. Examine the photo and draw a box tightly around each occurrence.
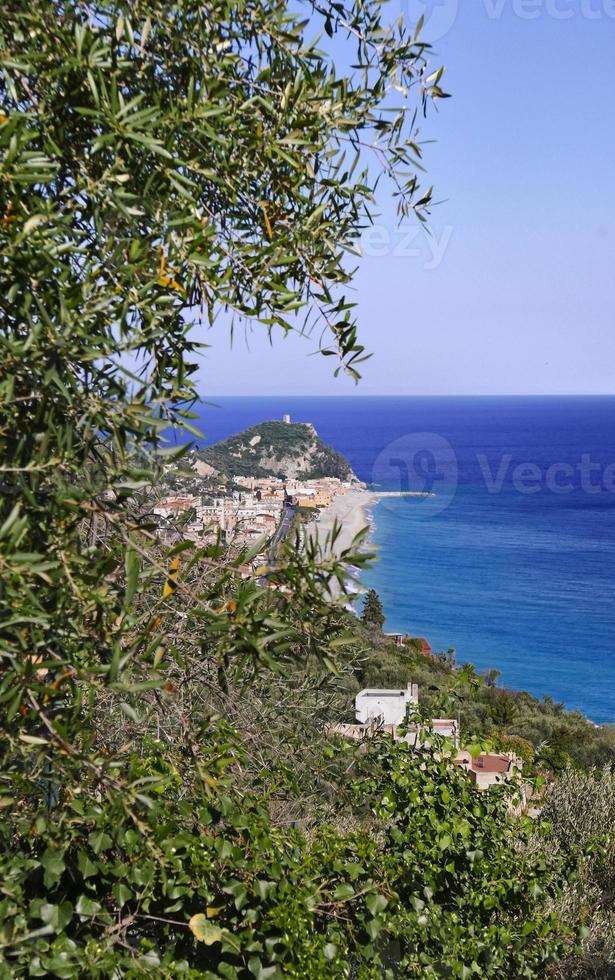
[189,396,615,723]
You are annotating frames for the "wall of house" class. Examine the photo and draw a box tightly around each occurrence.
[355,686,418,726]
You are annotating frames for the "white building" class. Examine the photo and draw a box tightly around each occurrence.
[355,684,419,726]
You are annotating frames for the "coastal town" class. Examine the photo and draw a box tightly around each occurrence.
[152,414,433,567]
[153,421,526,799]
[153,472,356,547]
[152,414,374,562]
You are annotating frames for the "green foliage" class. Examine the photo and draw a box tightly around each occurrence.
[542,768,615,980]
[353,738,573,977]
[196,421,355,481]
[490,732,536,768]
[361,588,385,631]
[0,726,574,978]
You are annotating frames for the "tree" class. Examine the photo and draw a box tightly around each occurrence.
[362,588,385,630]
[0,0,442,971]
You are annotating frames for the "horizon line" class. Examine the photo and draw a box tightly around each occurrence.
[199,392,615,399]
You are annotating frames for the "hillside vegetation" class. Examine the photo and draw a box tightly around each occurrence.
[196,420,359,482]
[343,610,615,977]
[349,619,615,772]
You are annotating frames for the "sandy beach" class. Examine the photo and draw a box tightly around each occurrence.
[304,487,377,600]
[309,488,433,558]
[309,487,378,559]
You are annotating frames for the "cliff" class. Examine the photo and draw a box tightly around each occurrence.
[195,420,359,482]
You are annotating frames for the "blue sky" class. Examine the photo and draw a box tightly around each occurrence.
[200,1,615,395]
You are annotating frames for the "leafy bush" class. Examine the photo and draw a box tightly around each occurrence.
[542,768,615,979]
[1,720,575,978]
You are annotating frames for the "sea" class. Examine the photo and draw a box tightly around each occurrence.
[180,396,615,724]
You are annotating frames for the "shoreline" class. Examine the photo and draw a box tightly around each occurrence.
[310,487,433,559]
[309,487,432,598]
[309,488,379,561]
[312,493,611,728]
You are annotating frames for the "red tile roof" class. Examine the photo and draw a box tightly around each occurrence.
[471,754,511,774]
[162,498,193,510]
[416,637,433,654]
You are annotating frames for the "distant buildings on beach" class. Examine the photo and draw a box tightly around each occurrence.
[153,474,353,548]
[152,413,358,551]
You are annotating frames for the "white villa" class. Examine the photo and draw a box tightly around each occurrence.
[355,684,419,726]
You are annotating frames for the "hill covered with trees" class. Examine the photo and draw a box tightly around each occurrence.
[196,420,359,481]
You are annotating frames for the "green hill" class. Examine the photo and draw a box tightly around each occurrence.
[196,420,359,482]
